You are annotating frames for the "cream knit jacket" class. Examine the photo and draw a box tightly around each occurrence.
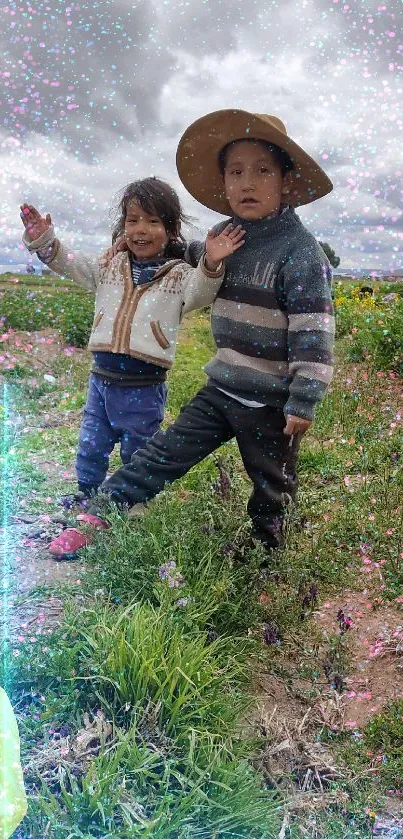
[23,227,223,369]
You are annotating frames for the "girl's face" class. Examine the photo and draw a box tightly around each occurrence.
[124,201,170,261]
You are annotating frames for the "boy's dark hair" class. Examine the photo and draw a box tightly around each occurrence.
[218,140,294,178]
[112,177,189,258]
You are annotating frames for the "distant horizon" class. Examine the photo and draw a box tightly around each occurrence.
[1,263,402,280]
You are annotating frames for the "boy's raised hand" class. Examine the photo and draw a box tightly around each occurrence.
[204,224,245,271]
[20,203,52,241]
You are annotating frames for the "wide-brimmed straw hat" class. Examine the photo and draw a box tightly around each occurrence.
[176,109,333,215]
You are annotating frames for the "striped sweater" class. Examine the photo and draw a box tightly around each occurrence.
[188,207,335,421]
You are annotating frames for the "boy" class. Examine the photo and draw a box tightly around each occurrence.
[49,109,335,557]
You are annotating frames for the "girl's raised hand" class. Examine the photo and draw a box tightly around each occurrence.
[205,224,245,270]
[20,203,52,241]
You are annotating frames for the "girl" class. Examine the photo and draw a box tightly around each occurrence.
[21,177,244,505]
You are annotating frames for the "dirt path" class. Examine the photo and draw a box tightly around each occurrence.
[1,328,87,641]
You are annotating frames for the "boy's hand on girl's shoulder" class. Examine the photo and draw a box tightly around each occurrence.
[204,223,245,271]
[100,235,128,266]
[284,415,311,436]
[20,203,52,241]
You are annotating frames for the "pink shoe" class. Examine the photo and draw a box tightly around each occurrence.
[76,513,109,529]
[48,528,92,557]
[48,516,109,558]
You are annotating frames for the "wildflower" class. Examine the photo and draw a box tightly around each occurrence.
[222,541,237,555]
[214,458,231,500]
[201,523,215,535]
[158,561,185,588]
[337,608,353,634]
[158,561,177,581]
[263,622,280,645]
[301,583,318,611]
[177,597,191,608]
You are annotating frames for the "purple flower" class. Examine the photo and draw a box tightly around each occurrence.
[263,622,281,645]
[177,597,190,608]
[158,561,185,588]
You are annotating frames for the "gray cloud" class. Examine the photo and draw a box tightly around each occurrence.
[1,0,402,271]
[1,0,174,158]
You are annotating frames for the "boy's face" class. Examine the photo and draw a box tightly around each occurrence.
[223,140,289,220]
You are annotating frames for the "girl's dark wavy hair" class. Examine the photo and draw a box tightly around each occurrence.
[112,177,189,259]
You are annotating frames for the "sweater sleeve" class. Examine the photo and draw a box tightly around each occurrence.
[184,239,204,267]
[22,226,99,292]
[181,257,225,313]
[281,245,335,420]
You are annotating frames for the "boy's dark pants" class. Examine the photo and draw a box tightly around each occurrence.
[103,384,300,549]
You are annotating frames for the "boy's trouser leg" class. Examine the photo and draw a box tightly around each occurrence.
[231,404,301,549]
[102,382,167,465]
[284,431,301,503]
[102,385,233,505]
[76,375,119,492]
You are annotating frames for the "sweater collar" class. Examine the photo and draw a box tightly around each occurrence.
[231,206,301,240]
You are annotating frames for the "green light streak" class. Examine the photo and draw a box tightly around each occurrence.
[1,380,12,693]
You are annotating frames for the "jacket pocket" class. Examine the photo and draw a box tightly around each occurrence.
[150,320,170,350]
[93,310,104,329]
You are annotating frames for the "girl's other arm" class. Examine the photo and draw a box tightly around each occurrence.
[20,203,99,291]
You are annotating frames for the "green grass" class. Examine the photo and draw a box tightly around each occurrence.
[334,283,403,373]
[0,271,82,288]
[0,284,94,346]
[362,699,403,790]
[3,286,403,837]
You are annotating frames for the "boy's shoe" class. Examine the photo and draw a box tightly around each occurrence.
[85,491,130,519]
[48,514,109,559]
[127,502,147,520]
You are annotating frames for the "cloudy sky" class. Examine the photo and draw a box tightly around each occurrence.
[1,0,402,272]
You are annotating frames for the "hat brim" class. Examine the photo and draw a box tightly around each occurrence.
[176,109,333,215]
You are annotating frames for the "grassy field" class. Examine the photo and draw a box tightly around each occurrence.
[0,274,402,837]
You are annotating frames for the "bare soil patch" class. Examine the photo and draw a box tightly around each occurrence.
[315,591,403,730]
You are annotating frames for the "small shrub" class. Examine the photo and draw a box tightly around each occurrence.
[334,286,403,373]
[363,699,403,790]
[75,602,252,741]
[0,287,94,347]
